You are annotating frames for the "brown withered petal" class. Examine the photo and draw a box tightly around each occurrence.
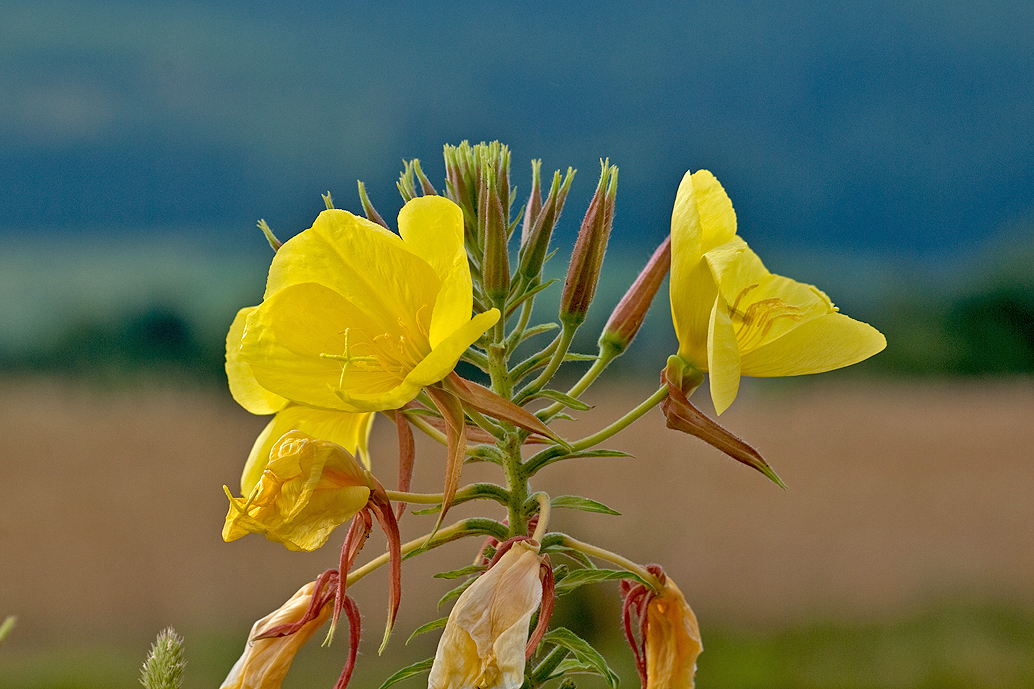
[661,365,786,488]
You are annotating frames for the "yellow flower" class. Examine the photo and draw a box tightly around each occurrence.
[429,540,545,689]
[670,170,886,414]
[223,431,374,552]
[230,195,500,414]
[220,580,332,689]
[642,580,702,689]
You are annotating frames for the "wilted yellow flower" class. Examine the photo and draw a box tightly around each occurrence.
[223,431,374,552]
[670,169,886,414]
[429,540,545,689]
[220,580,332,689]
[642,580,702,689]
[229,195,499,414]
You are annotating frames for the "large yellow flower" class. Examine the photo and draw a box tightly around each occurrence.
[670,170,886,414]
[231,195,499,414]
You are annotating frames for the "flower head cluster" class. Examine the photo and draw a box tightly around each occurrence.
[208,145,888,689]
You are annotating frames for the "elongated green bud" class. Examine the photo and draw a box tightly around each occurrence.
[518,167,576,281]
[443,141,479,253]
[521,159,543,245]
[560,160,617,327]
[480,164,510,303]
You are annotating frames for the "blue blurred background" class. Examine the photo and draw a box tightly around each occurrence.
[3,0,1034,379]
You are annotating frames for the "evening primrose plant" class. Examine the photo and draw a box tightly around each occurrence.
[153,141,885,689]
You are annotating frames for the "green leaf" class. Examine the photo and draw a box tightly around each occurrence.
[529,389,592,411]
[551,495,620,515]
[406,617,448,645]
[562,352,598,362]
[438,578,476,609]
[555,568,647,595]
[540,628,619,689]
[433,564,486,580]
[376,657,434,689]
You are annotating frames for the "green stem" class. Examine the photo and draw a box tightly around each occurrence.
[383,490,444,504]
[536,342,620,421]
[517,323,575,404]
[560,535,661,590]
[531,493,551,543]
[569,384,668,452]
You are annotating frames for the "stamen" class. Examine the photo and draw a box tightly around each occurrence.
[727,286,805,350]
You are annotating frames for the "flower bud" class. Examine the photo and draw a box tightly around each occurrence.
[560,160,618,327]
[444,141,479,250]
[517,167,575,282]
[599,235,671,356]
[480,163,510,303]
[520,159,543,245]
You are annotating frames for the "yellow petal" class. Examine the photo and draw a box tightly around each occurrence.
[225,307,288,415]
[406,309,500,388]
[705,239,832,349]
[397,196,474,349]
[265,208,440,337]
[241,404,376,493]
[706,296,742,415]
[240,283,404,411]
[741,312,887,377]
[669,170,737,370]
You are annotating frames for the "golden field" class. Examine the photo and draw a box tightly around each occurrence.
[1,375,1033,687]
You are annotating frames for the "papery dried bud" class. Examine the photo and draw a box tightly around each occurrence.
[220,580,334,689]
[622,567,702,689]
[560,160,618,327]
[518,167,575,282]
[429,539,546,689]
[599,235,671,356]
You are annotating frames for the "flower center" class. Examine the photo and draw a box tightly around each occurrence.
[727,284,805,351]
[320,306,433,387]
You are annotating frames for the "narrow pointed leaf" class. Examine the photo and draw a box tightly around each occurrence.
[444,373,564,444]
[540,628,619,689]
[425,387,467,535]
[376,657,434,689]
[405,618,448,645]
[550,495,620,515]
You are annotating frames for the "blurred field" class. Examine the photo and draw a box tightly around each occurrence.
[1,375,1033,688]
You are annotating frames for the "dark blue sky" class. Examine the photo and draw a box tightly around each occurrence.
[2,0,1033,266]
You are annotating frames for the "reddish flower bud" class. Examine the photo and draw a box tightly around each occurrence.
[599,235,671,356]
[560,160,617,327]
